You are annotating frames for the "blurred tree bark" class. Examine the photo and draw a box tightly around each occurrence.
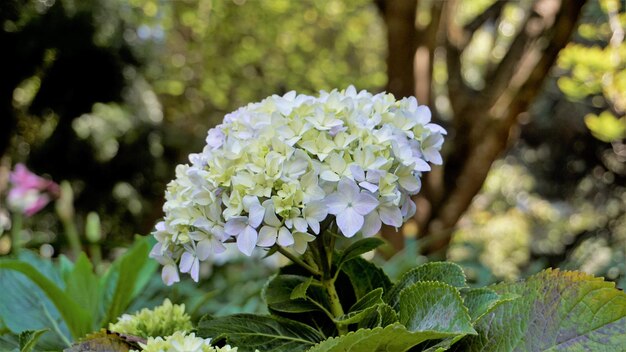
[376,0,587,258]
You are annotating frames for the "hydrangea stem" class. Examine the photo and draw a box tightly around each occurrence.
[322,276,348,335]
[276,246,321,276]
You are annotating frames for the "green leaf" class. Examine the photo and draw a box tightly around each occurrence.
[290,277,314,300]
[348,288,383,313]
[0,260,92,340]
[197,314,324,352]
[336,238,385,270]
[307,323,460,352]
[358,303,399,329]
[264,275,323,313]
[334,288,385,326]
[63,253,99,325]
[100,236,157,326]
[385,262,466,310]
[399,281,476,336]
[458,269,626,351]
[334,306,379,326]
[19,329,47,352]
[340,257,391,300]
[461,288,517,323]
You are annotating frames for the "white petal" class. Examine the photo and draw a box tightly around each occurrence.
[413,158,431,172]
[349,164,365,182]
[362,212,382,238]
[248,203,265,228]
[359,181,379,193]
[337,178,360,199]
[308,219,320,234]
[353,192,379,215]
[162,264,180,286]
[305,201,328,221]
[293,217,308,233]
[196,239,212,261]
[237,225,258,256]
[224,217,247,236]
[401,198,417,220]
[325,194,347,215]
[277,227,295,246]
[379,205,403,227]
[257,226,278,247]
[242,195,260,210]
[399,175,421,193]
[211,237,227,254]
[292,232,315,254]
[263,206,282,227]
[190,258,199,282]
[320,170,340,182]
[336,207,364,238]
[179,252,195,273]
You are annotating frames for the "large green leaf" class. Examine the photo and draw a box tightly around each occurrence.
[0,260,92,340]
[336,238,385,270]
[358,303,398,329]
[100,236,157,326]
[385,262,466,310]
[264,275,325,313]
[198,314,324,352]
[458,269,626,351]
[63,253,99,326]
[306,323,460,352]
[461,288,517,323]
[399,281,476,336]
[340,258,391,300]
[334,288,385,326]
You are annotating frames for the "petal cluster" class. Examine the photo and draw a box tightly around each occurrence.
[152,87,445,283]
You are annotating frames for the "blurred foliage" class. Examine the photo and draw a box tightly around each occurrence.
[557,0,626,142]
[2,0,386,251]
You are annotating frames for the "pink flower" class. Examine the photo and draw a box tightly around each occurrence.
[6,164,59,217]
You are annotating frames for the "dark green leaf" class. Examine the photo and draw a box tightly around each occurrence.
[461,288,517,323]
[399,281,475,336]
[19,329,47,352]
[307,323,460,352]
[458,269,626,351]
[63,253,99,325]
[356,302,399,329]
[198,314,324,352]
[290,277,314,300]
[334,305,379,325]
[0,260,92,340]
[385,262,466,310]
[264,275,323,313]
[101,236,157,326]
[348,288,383,313]
[336,238,385,269]
[340,258,391,300]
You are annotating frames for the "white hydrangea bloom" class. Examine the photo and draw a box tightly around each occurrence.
[132,331,238,352]
[152,87,445,284]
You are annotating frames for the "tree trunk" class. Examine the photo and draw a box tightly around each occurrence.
[377,0,587,258]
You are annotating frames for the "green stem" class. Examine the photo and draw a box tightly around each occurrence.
[276,246,321,276]
[89,243,102,274]
[322,277,348,335]
[61,219,81,259]
[10,213,22,255]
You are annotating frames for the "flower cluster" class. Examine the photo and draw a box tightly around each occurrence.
[151,87,445,284]
[132,331,237,352]
[109,299,193,338]
[6,163,59,217]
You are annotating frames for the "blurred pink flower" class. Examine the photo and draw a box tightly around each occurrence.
[7,164,59,217]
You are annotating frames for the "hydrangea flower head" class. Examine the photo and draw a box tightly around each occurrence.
[152,87,445,284]
[132,331,238,352]
[109,299,193,338]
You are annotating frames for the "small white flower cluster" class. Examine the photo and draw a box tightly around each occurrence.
[151,86,445,284]
[132,331,236,352]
